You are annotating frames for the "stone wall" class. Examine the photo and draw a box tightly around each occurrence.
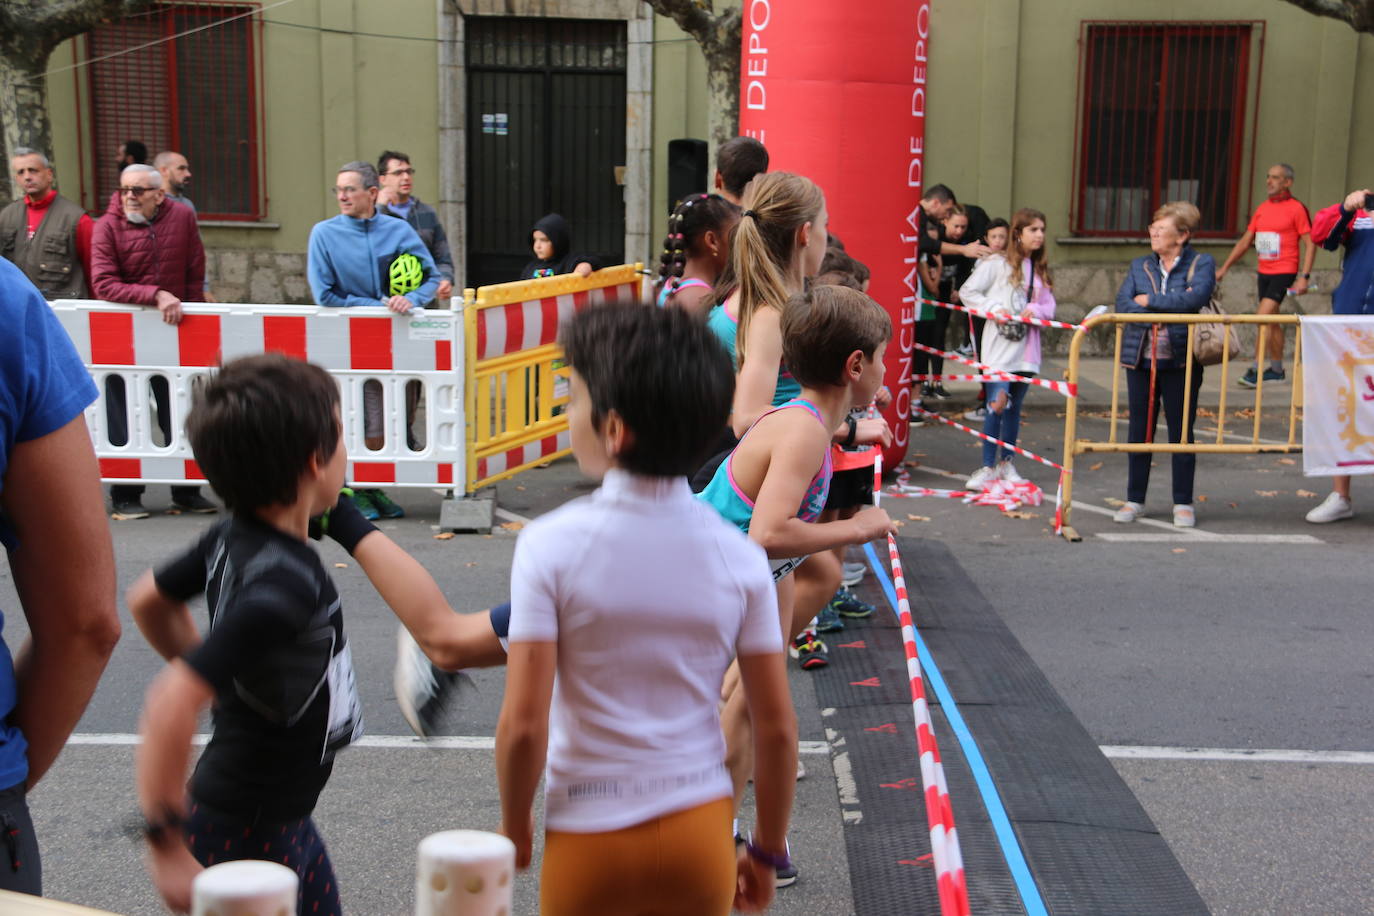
[206,249,313,305]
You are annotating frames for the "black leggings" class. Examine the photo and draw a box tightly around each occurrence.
[1125,365,1203,506]
[915,305,953,378]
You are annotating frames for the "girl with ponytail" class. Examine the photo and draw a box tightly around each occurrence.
[657,193,740,318]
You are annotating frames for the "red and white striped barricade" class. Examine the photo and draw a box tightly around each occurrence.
[48,300,465,492]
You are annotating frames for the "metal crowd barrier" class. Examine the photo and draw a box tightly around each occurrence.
[1059,312,1303,541]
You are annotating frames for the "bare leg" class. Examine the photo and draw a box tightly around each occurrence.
[1334,475,1352,500]
[791,550,841,639]
[723,574,794,810]
[1255,297,1283,364]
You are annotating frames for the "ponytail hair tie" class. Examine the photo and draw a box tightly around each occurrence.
[742,209,759,220]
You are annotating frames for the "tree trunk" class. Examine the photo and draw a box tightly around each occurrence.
[0,44,58,201]
[1278,0,1374,31]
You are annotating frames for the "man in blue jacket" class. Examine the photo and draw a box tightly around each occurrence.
[307,161,439,519]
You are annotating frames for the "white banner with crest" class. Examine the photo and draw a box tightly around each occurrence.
[1302,316,1374,476]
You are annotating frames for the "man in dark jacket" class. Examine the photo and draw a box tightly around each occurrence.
[1,147,93,298]
[91,163,213,519]
[376,150,454,304]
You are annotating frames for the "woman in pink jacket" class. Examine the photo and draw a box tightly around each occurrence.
[956,208,1056,490]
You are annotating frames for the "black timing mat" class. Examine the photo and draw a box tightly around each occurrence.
[808,538,1209,915]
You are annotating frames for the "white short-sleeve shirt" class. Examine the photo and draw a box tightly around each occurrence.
[508,469,782,833]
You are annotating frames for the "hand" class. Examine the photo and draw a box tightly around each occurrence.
[501,811,535,870]
[850,506,897,543]
[1133,294,1150,307]
[573,262,594,278]
[145,841,203,915]
[951,290,961,304]
[873,386,893,409]
[1293,276,1309,296]
[437,279,453,300]
[961,242,992,258]
[154,290,183,325]
[992,309,1011,325]
[1215,265,1229,281]
[377,186,395,206]
[385,295,415,314]
[1019,307,1036,322]
[855,417,893,447]
[734,848,776,913]
[1343,189,1371,213]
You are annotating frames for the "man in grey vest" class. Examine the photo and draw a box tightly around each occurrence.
[1,148,93,298]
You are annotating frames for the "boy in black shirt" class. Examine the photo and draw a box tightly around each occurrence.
[129,355,381,914]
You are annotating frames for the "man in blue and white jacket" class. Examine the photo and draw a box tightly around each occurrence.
[307,161,439,520]
[1305,186,1374,524]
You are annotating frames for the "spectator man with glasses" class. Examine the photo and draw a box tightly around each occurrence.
[90,163,215,519]
[376,150,454,304]
[307,160,439,520]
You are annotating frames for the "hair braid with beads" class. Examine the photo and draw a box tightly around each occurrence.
[657,193,740,296]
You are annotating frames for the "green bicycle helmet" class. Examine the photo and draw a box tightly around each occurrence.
[388,252,425,297]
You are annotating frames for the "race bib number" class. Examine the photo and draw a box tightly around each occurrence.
[1254,231,1281,261]
[324,641,364,757]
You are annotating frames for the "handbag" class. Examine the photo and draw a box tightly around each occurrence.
[1187,258,1241,366]
[996,267,1029,342]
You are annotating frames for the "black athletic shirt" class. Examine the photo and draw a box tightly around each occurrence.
[154,515,363,821]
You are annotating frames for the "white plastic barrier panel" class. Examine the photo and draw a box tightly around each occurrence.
[192,859,298,915]
[48,301,465,492]
[415,830,515,916]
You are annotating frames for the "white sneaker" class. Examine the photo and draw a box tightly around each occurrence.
[1172,504,1196,528]
[963,406,987,421]
[1112,501,1143,523]
[966,466,999,490]
[1305,491,1353,524]
[998,461,1025,483]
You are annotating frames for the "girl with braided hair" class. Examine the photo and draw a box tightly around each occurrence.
[656,193,740,318]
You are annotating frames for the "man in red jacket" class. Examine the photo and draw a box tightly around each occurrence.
[91,164,214,519]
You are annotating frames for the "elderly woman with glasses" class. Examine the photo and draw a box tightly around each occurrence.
[1112,201,1217,528]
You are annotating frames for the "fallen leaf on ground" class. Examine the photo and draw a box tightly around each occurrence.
[907,514,931,522]
[1228,502,1238,508]
[515,485,526,491]
[1089,462,1103,471]
[1198,494,1209,502]
[334,563,349,569]
[1234,408,1256,419]
[891,519,906,528]
[464,562,478,568]
[1255,490,1278,497]
[432,532,455,540]
[1278,458,1296,466]
[1004,510,1039,519]
[1196,407,1217,419]
[165,508,182,516]
[499,521,525,531]
[1172,548,1187,554]
[1104,497,1126,507]
[1296,489,1318,498]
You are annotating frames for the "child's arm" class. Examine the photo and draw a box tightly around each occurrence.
[136,660,214,914]
[735,649,796,913]
[319,495,505,670]
[127,571,201,661]
[731,305,784,438]
[495,641,556,870]
[749,415,895,557]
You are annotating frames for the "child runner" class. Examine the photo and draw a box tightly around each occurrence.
[958,208,1057,490]
[706,172,887,671]
[130,354,509,913]
[496,304,795,916]
[657,193,740,318]
[700,283,896,886]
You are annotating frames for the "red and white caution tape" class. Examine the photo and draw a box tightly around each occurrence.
[914,408,1068,473]
[873,456,970,916]
[911,344,1077,397]
[965,478,1044,512]
[920,295,1094,333]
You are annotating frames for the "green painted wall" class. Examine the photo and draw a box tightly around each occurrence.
[928,0,1370,269]
[45,0,441,253]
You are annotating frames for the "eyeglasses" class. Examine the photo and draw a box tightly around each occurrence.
[119,186,156,197]
[331,186,365,196]
[385,167,415,177]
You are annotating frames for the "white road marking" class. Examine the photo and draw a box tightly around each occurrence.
[1096,532,1322,544]
[493,507,533,525]
[64,733,832,755]
[1101,745,1374,765]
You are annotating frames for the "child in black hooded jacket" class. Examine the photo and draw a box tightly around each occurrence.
[520,213,607,279]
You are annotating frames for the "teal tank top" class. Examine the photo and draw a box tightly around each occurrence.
[697,399,834,533]
[706,303,802,406]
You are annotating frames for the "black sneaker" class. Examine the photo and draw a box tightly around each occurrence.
[791,633,828,670]
[828,586,875,619]
[929,385,953,400]
[110,498,149,521]
[394,626,473,737]
[172,493,218,514]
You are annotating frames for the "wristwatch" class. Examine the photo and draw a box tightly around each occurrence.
[1301,273,1311,279]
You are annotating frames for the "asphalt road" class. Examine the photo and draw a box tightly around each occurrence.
[2,374,1371,914]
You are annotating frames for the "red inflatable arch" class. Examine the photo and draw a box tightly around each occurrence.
[739,0,932,469]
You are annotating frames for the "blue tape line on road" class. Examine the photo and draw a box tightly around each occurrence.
[863,542,1048,916]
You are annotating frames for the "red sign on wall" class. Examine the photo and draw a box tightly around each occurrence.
[739,0,932,468]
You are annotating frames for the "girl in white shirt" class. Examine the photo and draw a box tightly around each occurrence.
[957,208,1057,490]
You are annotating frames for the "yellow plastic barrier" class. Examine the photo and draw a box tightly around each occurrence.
[1059,312,1302,541]
[462,265,644,492]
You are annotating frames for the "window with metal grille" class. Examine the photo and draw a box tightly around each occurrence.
[1072,21,1264,238]
[85,2,264,220]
